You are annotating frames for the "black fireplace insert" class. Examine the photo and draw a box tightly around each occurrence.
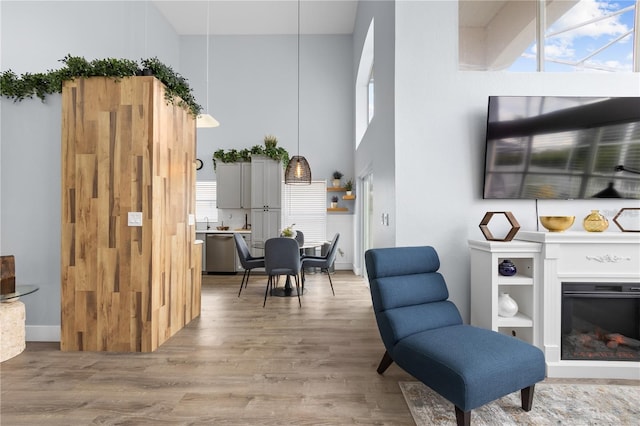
[561,282,640,361]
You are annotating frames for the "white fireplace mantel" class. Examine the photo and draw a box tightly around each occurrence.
[516,231,640,380]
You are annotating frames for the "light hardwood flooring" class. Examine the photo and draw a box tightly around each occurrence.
[1,271,417,425]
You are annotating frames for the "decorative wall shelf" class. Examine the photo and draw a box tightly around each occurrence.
[327,207,348,212]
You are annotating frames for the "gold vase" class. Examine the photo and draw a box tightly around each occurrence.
[583,210,609,232]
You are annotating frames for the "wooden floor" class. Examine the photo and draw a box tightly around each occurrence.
[1,271,417,425]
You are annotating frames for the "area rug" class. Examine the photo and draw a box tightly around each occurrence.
[400,381,639,425]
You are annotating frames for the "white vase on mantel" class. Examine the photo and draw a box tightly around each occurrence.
[498,292,518,317]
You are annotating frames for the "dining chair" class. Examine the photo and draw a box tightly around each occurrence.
[234,233,265,297]
[294,230,306,257]
[263,237,302,307]
[301,233,340,295]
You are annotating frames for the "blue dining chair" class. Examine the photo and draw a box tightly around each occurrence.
[234,233,265,297]
[301,233,340,295]
[263,237,302,307]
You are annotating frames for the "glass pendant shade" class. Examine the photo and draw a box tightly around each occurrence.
[285,155,312,184]
[196,113,220,128]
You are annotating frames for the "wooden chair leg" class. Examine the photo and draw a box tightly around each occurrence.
[455,406,470,426]
[521,385,535,411]
[376,351,394,374]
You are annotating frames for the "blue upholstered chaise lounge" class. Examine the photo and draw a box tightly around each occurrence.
[365,246,546,426]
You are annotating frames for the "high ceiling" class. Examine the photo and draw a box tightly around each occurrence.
[152,0,359,35]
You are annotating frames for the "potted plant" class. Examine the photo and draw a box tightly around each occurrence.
[264,134,278,149]
[281,223,296,238]
[332,170,343,187]
[344,179,353,195]
[330,196,339,208]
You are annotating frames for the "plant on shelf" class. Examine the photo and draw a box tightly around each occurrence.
[264,134,278,149]
[212,136,289,170]
[0,54,202,117]
[332,170,343,187]
[344,179,353,195]
[330,196,339,208]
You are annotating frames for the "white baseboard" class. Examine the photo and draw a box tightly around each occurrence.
[26,325,60,342]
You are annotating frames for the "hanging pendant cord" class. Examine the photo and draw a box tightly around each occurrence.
[297,0,301,157]
[206,0,211,113]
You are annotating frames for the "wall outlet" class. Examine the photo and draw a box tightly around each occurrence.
[128,212,143,227]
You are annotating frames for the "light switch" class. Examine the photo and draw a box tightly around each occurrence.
[128,212,143,227]
[188,214,195,226]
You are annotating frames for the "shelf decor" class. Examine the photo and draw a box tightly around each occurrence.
[498,293,519,318]
[479,211,520,242]
[613,207,640,232]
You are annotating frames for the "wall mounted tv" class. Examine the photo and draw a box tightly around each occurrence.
[483,96,640,200]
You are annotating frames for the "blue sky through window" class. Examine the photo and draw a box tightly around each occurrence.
[509,0,637,72]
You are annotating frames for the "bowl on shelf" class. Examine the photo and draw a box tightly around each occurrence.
[539,216,575,232]
[216,226,229,231]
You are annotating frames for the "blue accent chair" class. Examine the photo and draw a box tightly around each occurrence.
[365,246,546,426]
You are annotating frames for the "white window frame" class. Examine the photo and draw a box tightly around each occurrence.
[195,181,218,222]
[281,180,327,243]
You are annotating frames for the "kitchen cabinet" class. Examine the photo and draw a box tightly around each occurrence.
[251,156,281,209]
[251,209,281,257]
[250,156,282,256]
[216,162,251,209]
[468,239,541,347]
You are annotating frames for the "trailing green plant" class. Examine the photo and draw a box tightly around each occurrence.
[0,54,202,117]
[212,139,290,170]
[212,148,252,169]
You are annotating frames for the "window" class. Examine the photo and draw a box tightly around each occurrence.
[459,0,638,72]
[282,181,327,242]
[195,181,218,222]
[367,66,375,124]
[356,18,375,147]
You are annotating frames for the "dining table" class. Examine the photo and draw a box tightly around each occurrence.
[257,239,327,297]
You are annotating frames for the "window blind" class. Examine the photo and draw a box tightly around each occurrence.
[195,181,218,222]
[282,181,327,243]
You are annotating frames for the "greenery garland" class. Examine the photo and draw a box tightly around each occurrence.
[0,54,202,117]
[212,137,290,170]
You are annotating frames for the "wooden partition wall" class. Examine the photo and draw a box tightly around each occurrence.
[61,77,201,352]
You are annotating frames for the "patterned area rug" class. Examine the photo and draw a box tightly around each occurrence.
[400,381,640,425]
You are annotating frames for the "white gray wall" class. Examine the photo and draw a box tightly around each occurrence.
[394,1,640,321]
[0,1,180,339]
[180,34,354,186]
[353,0,397,257]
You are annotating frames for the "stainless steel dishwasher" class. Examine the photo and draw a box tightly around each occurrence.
[205,233,237,273]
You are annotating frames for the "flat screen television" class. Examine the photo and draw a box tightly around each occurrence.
[483,96,640,199]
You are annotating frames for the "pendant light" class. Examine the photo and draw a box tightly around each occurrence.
[196,0,220,128]
[285,0,312,184]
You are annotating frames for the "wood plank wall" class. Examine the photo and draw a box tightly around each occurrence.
[61,77,201,352]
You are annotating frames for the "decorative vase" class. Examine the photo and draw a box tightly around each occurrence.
[583,210,609,232]
[346,191,352,196]
[330,202,338,208]
[281,230,297,239]
[498,293,518,318]
[498,259,517,276]
[332,179,341,187]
